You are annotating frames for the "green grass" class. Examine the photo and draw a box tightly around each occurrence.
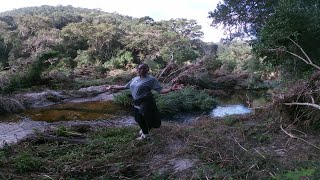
[0,126,141,178]
[275,168,316,180]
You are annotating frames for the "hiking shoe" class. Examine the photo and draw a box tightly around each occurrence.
[136,133,149,141]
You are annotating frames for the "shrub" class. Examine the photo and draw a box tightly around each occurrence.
[113,89,132,107]
[14,153,42,173]
[114,86,218,116]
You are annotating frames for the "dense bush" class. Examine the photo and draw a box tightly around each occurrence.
[1,51,60,93]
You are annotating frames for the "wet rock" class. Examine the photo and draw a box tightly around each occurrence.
[0,97,25,114]
[169,158,198,172]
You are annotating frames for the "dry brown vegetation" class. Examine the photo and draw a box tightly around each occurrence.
[273,71,320,129]
[1,105,319,179]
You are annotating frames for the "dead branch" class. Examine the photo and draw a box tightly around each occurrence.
[162,66,189,83]
[284,102,320,110]
[286,37,320,70]
[278,38,320,110]
[280,125,320,150]
[253,148,266,159]
[268,38,320,70]
[234,138,248,151]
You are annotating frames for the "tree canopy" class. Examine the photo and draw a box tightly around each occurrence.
[209,0,320,77]
[208,0,278,40]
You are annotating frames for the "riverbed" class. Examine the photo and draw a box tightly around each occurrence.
[0,89,270,148]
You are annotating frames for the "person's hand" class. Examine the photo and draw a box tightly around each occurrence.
[171,83,184,91]
[105,85,113,91]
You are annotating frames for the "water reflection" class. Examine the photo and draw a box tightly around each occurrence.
[219,90,270,108]
[211,90,270,117]
[24,101,130,122]
[211,104,252,117]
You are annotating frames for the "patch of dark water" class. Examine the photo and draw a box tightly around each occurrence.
[23,100,130,122]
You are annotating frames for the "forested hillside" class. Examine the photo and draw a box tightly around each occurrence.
[0,5,211,93]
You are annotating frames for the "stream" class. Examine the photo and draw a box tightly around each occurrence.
[0,89,270,148]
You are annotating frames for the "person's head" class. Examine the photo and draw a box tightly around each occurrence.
[137,63,149,77]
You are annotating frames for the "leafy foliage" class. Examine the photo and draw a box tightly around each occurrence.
[208,0,278,40]
[210,0,320,80]
[0,5,209,93]
[254,0,320,78]
[2,50,59,93]
[217,40,255,72]
[113,89,132,107]
[14,152,43,173]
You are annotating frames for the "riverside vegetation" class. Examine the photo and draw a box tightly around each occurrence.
[1,2,320,179]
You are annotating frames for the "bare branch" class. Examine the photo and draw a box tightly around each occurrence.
[234,138,248,151]
[310,95,315,104]
[254,148,266,159]
[284,102,320,110]
[285,50,309,64]
[288,37,312,64]
[287,37,320,70]
[280,125,320,150]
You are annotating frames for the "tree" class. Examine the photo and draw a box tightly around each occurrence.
[208,0,278,40]
[217,40,254,72]
[160,18,204,40]
[59,23,91,58]
[49,12,82,30]
[254,0,320,77]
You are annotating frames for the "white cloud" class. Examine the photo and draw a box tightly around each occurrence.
[0,0,225,42]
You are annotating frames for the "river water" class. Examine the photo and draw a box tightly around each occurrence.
[0,89,270,147]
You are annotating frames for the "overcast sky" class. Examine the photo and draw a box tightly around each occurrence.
[0,0,225,42]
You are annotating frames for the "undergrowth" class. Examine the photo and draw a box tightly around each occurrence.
[1,113,319,179]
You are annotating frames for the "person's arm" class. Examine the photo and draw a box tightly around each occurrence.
[106,78,133,91]
[159,88,172,94]
[105,85,127,91]
[159,83,184,94]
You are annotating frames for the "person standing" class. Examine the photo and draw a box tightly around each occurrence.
[106,63,183,140]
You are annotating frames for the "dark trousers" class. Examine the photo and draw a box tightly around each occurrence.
[134,107,149,134]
